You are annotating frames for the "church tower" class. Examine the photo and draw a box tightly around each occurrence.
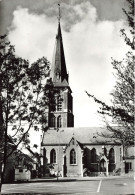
[47,5,74,128]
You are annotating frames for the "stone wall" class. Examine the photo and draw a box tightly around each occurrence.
[42,144,134,177]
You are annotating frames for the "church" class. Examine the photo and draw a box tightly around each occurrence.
[40,15,134,178]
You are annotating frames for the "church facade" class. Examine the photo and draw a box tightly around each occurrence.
[40,20,134,177]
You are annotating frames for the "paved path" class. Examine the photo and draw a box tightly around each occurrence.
[1,177,135,194]
[2,181,99,194]
[100,178,134,195]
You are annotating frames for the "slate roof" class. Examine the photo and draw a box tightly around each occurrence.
[41,127,118,146]
[50,22,69,85]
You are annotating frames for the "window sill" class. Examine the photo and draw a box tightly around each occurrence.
[70,164,77,166]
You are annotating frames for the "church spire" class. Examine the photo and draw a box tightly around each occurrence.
[50,4,69,86]
[58,3,61,24]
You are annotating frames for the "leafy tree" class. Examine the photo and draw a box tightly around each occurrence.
[86,0,134,146]
[0,35,55,190]
[120,0,134,50]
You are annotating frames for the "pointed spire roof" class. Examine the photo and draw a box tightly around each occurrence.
[50,21,69,86]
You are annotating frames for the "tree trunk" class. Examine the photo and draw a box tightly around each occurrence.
[0,100,4,193]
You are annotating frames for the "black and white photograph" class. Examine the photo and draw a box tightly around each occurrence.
[0,0,134,194]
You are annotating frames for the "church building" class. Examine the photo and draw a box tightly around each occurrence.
[40,13,134,178]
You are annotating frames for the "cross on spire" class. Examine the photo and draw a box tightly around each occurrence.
[58,3,61,23]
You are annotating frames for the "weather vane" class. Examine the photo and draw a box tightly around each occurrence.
[58,3,61,23]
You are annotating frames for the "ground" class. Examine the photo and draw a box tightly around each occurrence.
[1,177,135,195]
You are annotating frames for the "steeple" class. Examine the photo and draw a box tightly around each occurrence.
[47,4,74,128]
[50,4,68,86]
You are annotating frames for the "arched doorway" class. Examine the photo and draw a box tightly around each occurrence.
[100,156,109,176]
[100,159,106,172]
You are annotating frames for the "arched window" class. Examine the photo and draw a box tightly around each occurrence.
[57,116,62,128]
[91,148,97,163]
[120,147,122,161]
[109,148,115,163]
[50,115,55,127]
[102,146,107,156]
[43,148,47,168]
[70,149,76,164]
[104,147,107,157]
[50,149,56,164]
[57,97,62,111]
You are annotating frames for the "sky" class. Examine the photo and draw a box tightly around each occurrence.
[0,0,129,130]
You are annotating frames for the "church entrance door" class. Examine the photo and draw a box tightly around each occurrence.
[100,159,106,173]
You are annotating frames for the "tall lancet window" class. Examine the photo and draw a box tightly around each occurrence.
[109,148,115,163]
[50,149,56,164]
[104,147,107,157]
[50,115,55,127]
[108,148,115,172]
[56,72,60,80]
[57,96,62,111]
[57,115,62,128]
[70,149,76,164]
[91,148,97,163]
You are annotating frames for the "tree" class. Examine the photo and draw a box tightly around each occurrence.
[86,0,134,146]
[120,0,134,50]
[0,35,55,191]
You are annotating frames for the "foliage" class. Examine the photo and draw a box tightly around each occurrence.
[86,0,134,146]
[120,0,134,50]
[0,35,55,186]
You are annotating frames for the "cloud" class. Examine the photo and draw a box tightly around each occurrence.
[8,6,57,62]
[8,3,129,127]
[61,1,97,31]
